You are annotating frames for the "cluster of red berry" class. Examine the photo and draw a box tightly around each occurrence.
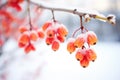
[67,31,97,68]
[7,0,23,11]
[42,20,68,51]
[18,26,44,53]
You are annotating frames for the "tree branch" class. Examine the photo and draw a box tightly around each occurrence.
[29,0,116,25]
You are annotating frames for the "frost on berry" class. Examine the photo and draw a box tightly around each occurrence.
[19,26,28,33]
[51,40,60,51]
[45,37,54,45]
[46,28,56,38]
[42,21,52,31]
[57,35,65,43]
[75,49,84,61]
[37,29,45,39]
[42,20,68,51]
[80,55,89,68]
[67,38,76,54]
[86,48,97,62]
[74,34,85,48]
[30,30,38,41]
[57,25,68,37]
[18,27,41,53]
[86,31,98,45]
[24,43,35,53]
[18,32,29,47]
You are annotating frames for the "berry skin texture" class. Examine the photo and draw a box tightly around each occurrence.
[42,21,52,31]
[86,48,97,62]
[18,33,29,46]
[51,40,60,51]
[57,25,68,37]
[19,27,28,33]
[74,34,85,48]
[30,31,38,41]
[75,49,84,61]
[80,55,89,68]
[45,37,54,45]
[67,38,76,54]
[46,28,55,38]
[86,31,98,45]
[18,42,26,48]
[57,35,65,43]
[24,43,35,53]
[37,29,45,38]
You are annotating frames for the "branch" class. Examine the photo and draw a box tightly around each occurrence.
[29,0,116,25]
[0,2,7,9]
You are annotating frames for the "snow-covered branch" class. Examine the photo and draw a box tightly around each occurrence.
[30,0,116,25]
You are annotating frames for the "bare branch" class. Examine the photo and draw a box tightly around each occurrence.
[29,0,116,25]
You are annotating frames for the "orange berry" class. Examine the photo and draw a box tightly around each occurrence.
[75,49,84,61]
[67,38,76,54]
[18,42,26,48]
[45,37,54,45]
[24,43,35,53]
[0,39,3,47]
[80,55,89,68]
[86,48,97,62]
[19,26,28,33]
[46,28,55,38]
[42,21,52,31]
[86,31,97,45]
[57,35,65,43]
[37,29,45,38]
[30,31,38,41]
[18,33,29,46]
[51,40,60,51]
[74,34,85,48]
[57,25,68,37]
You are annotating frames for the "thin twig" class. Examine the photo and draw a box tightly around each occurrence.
[72,27,81,38]
[29,0,111,23]
[27,0,33,30]
[0,2,7,9]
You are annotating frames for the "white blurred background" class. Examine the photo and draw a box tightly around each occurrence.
[0,0,120,80]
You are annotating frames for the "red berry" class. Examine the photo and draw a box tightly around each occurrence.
[42,21,52,31]
[45,37,54,45]
[86,31,97,45]
[80,55,89,68]
[19,26,28,33]
[24,43,35,53]
[46,28,56,38]
[18,32,29,46]
[30,30,38,41]
[37,29,45,38]
[57,35,65,43]
[51,40,60,51]
[74,34,85,48]
[67,38,76,54]
[57,25,68,37]
[86,48,97,62]
[75,49,84,61]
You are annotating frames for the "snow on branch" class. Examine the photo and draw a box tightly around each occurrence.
[30,0,116,25]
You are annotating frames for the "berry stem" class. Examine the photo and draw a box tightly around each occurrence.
[27,0,33,31]
[51,10,56,22]
[72,27,81,38]
[79,16,84,33]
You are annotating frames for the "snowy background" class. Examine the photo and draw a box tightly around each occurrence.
[0,0,120,80]
[0,39,120,80]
